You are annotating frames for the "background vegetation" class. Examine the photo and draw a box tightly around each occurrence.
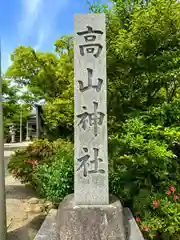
[6,0,180,239]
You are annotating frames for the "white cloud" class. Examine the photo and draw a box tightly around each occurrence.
[24,0,42,14]
[34,30,45,51]
[18,0,43,39]
[19,0,70,49]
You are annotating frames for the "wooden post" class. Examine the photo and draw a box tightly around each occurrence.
[0,40,7,240]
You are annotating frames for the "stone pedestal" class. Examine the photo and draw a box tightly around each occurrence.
[11,134,15,143]
[56,194,126,240]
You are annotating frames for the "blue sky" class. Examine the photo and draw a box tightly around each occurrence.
[0,0,109,73]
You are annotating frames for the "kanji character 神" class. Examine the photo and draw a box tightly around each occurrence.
[77,101,104,136]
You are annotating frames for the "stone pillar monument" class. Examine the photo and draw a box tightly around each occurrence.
[35,105,41,139]
[9,125,16,143]
[26,121,30,141]
[56,14,126,240]
[74,14,108,205]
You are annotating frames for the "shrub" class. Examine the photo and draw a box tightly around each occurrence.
[25,139,55,161]
[8,138,73,186]
[134,186,180,239]
[8,114,180,238]
[32,147,73,202]
[8,148,36,184]
[109,117,180,239]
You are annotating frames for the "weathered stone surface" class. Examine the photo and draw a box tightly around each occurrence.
[74,13,108,205]
[33,205,44,214]
[34,206,145,239]
[34,209,57,240]
[39,199,46,204]
[45,201,53,207]
[56,194,126,240]
[124,208,145,240]
[28,197,39,204]
[25,204,44,214]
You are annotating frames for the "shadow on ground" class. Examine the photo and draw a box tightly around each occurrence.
[6,184,37,200]
[7,214,46,240]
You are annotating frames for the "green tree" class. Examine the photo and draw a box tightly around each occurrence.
[42,37,74,139]
[6,46,60,100]
[90,0,180,133]
[2,78,30,137]
[5,35,74,139]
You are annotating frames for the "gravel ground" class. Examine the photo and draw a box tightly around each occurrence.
[6,176,46,240]
[4,145,45,240]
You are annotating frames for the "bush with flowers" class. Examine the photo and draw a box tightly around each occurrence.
[8,148,37,184]
[8,138,73,187]
[8,102,180,239]
[134,186,180,239]
[108,112,180,239]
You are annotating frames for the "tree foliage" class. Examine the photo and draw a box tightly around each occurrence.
[5,0,180,136]
[6,0,180,238]
[106,0,180,124]
[2,79,29,136]
[5,36,74,138]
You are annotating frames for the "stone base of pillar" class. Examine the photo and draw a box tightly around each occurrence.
[56,194,127,240]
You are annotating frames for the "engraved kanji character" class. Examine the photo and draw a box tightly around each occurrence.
[88,148,105,174]
[78,68,103,92]
[77,26,103,58]
[76,148,90,177]
[77,101,104,136]
[76,148,105,177]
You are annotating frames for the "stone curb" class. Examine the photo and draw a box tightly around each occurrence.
[34,209,57,240]
[34,208,144,240]
[4,142,32,151]
[124,208,144,240]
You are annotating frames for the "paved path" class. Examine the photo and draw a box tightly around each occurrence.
[6,176,43,240]
[2,142,43,240]
[4,142,32,151]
